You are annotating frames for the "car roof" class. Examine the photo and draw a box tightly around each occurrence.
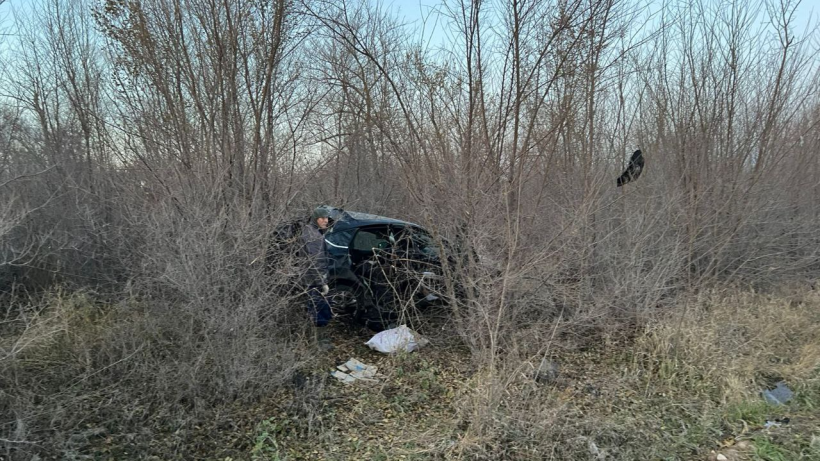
[322,206,421,231]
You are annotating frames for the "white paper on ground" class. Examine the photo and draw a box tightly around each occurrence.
[342,358,378,379]
[332,358,379,384]
[330,370,356,384]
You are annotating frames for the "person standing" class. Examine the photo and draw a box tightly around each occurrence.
[302,207,332,330]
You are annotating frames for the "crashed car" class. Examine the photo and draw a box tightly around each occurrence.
[269,206,450,330]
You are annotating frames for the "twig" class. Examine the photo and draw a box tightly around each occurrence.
[0,166,56,189]
[0,437,40,446]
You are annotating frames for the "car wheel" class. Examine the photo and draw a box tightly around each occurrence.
[330,284,360,317]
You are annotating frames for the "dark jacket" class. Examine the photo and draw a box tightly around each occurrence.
[301,222,328,286]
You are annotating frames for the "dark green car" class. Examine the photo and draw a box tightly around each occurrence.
[270,206,449,330]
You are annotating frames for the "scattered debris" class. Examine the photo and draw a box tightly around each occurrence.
[573,436,606,460]
[330,370,356,384]
[709,441,753,461]
[365,325,429,353]
[761,381,793,405]
[587,438,606,460]
[764,417,790,429]
[340,358,378,379]
[331,358,379,384]
[583,383,601,396]
[534,358,560,384]
[317,328,334,351]
[421,271,442,281]
[616,149,645,187]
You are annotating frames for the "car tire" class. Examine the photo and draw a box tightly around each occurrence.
[330,283,360,318]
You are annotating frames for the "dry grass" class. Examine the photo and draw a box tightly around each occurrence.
[144,285,817,461]
[3,285,819,459]
[634,288,820,403]
[0,258,820,460]
[444,286,820,460]
[0,285,308,459]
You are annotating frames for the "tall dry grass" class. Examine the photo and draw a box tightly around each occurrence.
[445,286,820,459]
[0,188,317,458]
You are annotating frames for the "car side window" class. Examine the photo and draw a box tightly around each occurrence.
[397,226,440,258]
[351,227,391,254]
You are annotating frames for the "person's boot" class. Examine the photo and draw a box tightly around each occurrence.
[315,327,334,351]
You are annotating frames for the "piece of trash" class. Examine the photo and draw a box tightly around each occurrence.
[365,325,429,354]
[331,370,356,384]
[716,454,728,461]
[331,358,379,384]
[587,438,606,461]
[422,271,442,280]
[764,417,790,429]
[762,381,793,405]
[534,358,560,384]
[341,358,378,380]
[573,436,606,461]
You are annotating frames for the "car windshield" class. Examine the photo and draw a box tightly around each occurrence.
[406,228,440,258]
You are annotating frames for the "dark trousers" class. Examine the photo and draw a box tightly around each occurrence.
[307,287,332,327]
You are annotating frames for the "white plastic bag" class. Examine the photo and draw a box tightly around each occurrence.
[365,325,429,353]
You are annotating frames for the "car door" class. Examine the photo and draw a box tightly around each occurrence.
[347,225,397,306]
[348,225,392,266]
[390,225,445,298]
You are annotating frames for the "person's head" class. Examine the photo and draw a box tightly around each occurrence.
[311,207,330,229]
